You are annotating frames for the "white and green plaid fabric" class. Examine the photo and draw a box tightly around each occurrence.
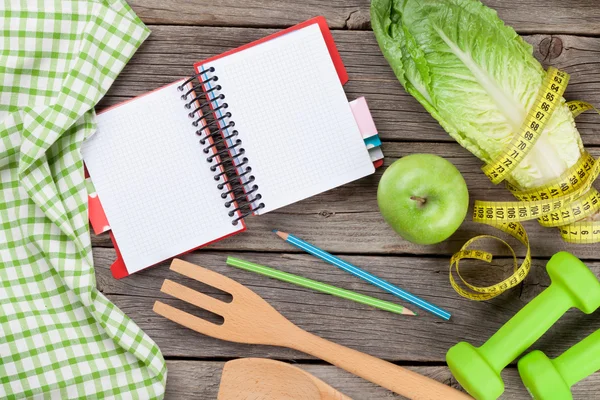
[1,1,166,398]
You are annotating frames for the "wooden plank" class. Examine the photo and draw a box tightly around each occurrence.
[128,0,600,36]
[94,248,600,361]
[165,360,600,399]
[91,142,600,260]
[97,27,600,145]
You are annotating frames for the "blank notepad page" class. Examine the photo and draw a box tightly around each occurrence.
[199,23,375,213]
[82,82,243,274]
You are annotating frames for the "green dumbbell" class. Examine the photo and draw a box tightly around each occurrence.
[446,252,600,400]
[518,328,600,399]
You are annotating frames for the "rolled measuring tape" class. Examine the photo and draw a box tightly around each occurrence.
[451,67,600,301]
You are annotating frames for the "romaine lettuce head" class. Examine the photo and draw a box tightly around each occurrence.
[371,0,584,189]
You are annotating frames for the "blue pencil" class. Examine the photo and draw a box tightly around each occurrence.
[274,230,451,321]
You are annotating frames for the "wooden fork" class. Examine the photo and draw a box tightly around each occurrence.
[153,259,471,400]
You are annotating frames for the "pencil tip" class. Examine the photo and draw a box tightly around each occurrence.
[272,229,278,233]
[274,230,288,240]
[406,309,417,316]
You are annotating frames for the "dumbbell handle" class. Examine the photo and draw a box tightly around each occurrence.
[553,329,600,387]
[479,284,571,371]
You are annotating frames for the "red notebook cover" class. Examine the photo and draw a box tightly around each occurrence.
[88,17,351,279]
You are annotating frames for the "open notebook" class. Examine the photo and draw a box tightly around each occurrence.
[83,17,383,278]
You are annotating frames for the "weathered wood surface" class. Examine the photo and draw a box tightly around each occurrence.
[91,4,600,397]
[98,27,600,145]
[128,0,600,35]
[96,248,600,362]
[93,25,600,261]
[165,361,600,399]
[92,142,600,259]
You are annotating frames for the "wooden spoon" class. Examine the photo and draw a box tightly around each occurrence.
[217,358,351,400]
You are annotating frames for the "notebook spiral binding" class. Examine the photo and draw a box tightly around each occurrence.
[178,67,265,225]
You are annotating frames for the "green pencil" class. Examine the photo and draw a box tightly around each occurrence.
[226,257,416,316]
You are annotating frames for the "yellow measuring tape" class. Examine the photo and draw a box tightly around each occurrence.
[482,67,570,184]
[451,67,600,301]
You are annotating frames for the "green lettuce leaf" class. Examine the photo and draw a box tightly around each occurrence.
[371,0,584,189]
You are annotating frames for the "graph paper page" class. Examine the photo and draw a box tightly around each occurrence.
[198,23,374,214]
[82,82,243,274]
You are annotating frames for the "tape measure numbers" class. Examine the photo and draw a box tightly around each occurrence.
[451,68,600,301]
[482,67,569,184]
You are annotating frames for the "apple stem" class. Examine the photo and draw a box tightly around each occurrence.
[410,196,427,207]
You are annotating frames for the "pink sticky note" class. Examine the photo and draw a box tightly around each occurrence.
[350,97,378,139]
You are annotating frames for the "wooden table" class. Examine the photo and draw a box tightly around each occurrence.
[94,1,600,398]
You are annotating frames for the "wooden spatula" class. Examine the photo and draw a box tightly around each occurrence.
[153,259,471,400]
[218,358,351,400]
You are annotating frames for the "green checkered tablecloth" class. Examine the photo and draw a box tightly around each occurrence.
[1,1,167,398]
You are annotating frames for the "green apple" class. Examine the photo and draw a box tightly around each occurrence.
[377,154,469,245]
